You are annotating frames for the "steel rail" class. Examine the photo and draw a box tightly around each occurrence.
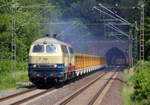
[57,72,108,105]
[87,69,118,105]
[0,88,37,102]
[11,88,55,105]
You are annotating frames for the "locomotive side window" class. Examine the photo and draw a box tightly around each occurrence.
[69,47,74,53]
[61,45,68,54]
[32,45,44,53]
[46,45,57,53]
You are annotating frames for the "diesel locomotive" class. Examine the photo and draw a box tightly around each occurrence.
[28,35,106,86]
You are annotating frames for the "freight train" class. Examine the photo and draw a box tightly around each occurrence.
[28,35,106,86]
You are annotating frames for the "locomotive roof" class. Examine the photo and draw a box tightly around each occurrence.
[33,37,72,47]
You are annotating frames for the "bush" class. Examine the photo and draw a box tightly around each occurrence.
[0,60,29,91]
[0,60,11,73]
[0,60,27,73]
[134,61,150,72]
[131,61,150,105]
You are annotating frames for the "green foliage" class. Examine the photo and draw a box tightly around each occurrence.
[0,0,60,61]
[121,70,134,105]
[122,62,150,105]
[0,0,150,91]
[0,61,28,91]
[0,60,27,73]
[145,0,150,17]
[131,61,150,105]
[143,0,150,60]
[0,0,60,90]
[0,61,11,73]
[145,18,150,60]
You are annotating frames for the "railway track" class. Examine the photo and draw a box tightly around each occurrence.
[0,88,37,102]
[0,70,105,105]
[55,67,120,105]
[0,87,55,105]
[87,71,117,105]
[0,67,120,105]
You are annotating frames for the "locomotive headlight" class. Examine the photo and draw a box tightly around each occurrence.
[54,64,57,68]
[50,64,57,68]
[33,64,37,68]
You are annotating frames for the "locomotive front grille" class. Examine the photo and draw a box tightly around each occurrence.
[35,65,57,68]
[30,70,57,77]
[38,65,50,68]
[33,70,56,72]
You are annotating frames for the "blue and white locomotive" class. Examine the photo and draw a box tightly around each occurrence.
[28,34,106,86]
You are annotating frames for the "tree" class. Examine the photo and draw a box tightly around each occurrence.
[144,0,150,60]
[0,0,60,61]
[144,18,150,60]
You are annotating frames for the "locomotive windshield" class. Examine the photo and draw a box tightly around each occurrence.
[32,44,57,53]
[46,45,57,53]
[32,45,44,53]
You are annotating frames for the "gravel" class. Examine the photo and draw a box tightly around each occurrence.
[100,71,123,105]
[0,82,33,99]
[0,69,111,105]
[25,70,105,105]
[0,88,28,99]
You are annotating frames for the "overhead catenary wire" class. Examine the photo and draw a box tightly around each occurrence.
[93,6,131,26]
[106,23,130,39]
[93,4,133,41]
[98,3,131,25]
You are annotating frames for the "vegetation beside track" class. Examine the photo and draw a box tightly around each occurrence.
[122,61,150,105]
[0,61,29,91]
[0,0,150,92]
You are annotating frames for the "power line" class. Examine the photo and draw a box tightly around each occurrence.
[98,3,131,25]
[93,5,131,26]
[93,3,134,66]
[106,23,130,38]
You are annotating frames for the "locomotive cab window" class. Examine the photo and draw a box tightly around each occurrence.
[69,47,74,54]
[32,45,44,53]
[46,45,57,53]
[61,45,68,54]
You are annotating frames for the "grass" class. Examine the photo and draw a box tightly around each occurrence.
[121,61,150,105]
[0,61,29,91]
[121,69,134,105]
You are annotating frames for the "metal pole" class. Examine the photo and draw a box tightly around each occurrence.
[133,21,138,64]
[139,4,145,61]
[128,36,131,67]
[11,5,16,78]
[129,28,133,67]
